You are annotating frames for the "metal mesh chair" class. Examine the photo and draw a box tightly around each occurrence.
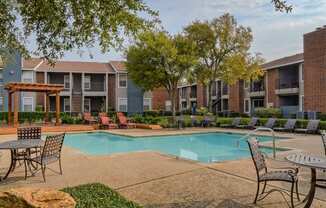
[30,133,65,182]
[17,127,41,140]
[322,133,326,156]
[247,138,300,208]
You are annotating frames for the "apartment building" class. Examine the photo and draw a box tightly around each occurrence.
[176,26,326,116]
[0,58,153,114]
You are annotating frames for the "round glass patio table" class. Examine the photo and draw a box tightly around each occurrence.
[286,153,326,208]
[0,139,44,181]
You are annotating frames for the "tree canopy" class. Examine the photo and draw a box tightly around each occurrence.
[126,31,197,116]
[0,0,157,63]
[184,13,264,111]
[272,0,293,13]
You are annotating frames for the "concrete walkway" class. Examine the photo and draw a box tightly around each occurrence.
[0,128,325,207]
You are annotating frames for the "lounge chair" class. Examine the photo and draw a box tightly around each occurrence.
[295,119,320,134]
[237,117,258,129]
[117,112,136,128]
[29,133,65,182]
[190,115,199,127]
[247,138,300,207]
[262,118,276,129]
[83,112,97,124]
[322,133,326,156]
[100,116,118,129]
[176,115,185,129]
[220,117,241,128]
[274,119,297,132]
[202,116,215,127]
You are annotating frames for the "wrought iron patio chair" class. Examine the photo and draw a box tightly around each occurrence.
[247,138,300,208]
[29,133,65,182]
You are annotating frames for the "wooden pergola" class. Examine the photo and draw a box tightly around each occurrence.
[5,82,64,127]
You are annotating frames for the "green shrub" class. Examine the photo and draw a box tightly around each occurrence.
[254,108,282,118]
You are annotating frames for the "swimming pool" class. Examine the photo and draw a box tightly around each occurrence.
[64,132,281,163]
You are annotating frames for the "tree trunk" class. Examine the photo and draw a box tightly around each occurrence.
[171,88,177,117]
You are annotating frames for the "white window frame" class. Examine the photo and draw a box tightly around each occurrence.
[23,97,34,112]
[143,98,152,111]
[84,98,91,112]
[0,97,3,111]
[244,98,250,114]
[244,81,250,89]
[22,71,33,83]
[64,97,71,112]
[118,98,128,112]
[118,74,127,88]
[84,75,91,90]
[64,75,70,89]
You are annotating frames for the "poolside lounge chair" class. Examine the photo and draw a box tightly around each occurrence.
[237,117,258,129]
[220,117,241,128]
[274,119,297,132]
[202,116,215,127]
[117,112,136,128]
[176,115,185,129]
[83,112,97,124]
[262,118,276,129]
[100,116,118,129]
[295,119,320,134]
[322,133,326,156]
[29,133,65,182]
[247,138,300,207]
[190,115,199,127]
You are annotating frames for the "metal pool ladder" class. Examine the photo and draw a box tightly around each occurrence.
[237,127,277,159]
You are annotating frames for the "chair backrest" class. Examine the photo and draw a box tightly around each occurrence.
[83,112,92,120]
[100,116,109,125]
[232,117,241,126]
[17,127,41,140]
[41,133,65,162]
[285,119,296,129]
[247,138,267,178]
[322,133,326,156]
[307,120,320,131]
[264,118,276,128]
[248,117,258,126]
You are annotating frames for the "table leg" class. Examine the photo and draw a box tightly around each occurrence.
[1,150,15,181]
[302,168,317,208]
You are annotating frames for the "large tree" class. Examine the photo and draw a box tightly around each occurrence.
[184,13,264,112]
[126,31,198,116]
[0,0,157,63]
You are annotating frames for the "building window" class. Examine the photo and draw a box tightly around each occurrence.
[244,81,250,89]
[84,98,91,112]
[84,75,91,90]
[118,74,127,88]
[118,98,128,112]
[22,71,33,83]
[143,98,152,111]
[165,100,172,111]
[23,97,33,112]
[64,75,70,89]
[64,97,70,112]
[0,97,3,111]
[244,98,250,113]
[0,71,3,86]
[181,101,187,110]
[253,99,264,108]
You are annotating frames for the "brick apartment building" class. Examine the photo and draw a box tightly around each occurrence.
[175,26,326,116]
[0,58,153,114]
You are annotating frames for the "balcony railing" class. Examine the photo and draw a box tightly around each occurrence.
[250,84,265,92]
[276,79,299,89]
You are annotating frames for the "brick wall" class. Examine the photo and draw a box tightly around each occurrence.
[304,27,326,112]
[35,72,45,108]
[196,84,206,107]
[267,70,279,107]
[152,87,170,110]
[229,81,243,113]
[107,74,116,110]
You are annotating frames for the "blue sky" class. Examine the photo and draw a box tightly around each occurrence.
[59,0,326,63]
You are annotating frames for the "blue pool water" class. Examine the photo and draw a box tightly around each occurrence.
[64,132,280,163]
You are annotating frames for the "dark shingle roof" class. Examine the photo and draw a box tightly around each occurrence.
[262,53,304,70]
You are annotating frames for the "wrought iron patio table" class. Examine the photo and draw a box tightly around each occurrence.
[286,153,326,208]
[0,139,44,181]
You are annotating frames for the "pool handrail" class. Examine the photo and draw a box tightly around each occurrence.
[237,127,276,159]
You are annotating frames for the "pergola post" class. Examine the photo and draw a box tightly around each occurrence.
[55,92,60,126]
[8,92,12,126]
[14,91,19,127]
[45,93,50,123]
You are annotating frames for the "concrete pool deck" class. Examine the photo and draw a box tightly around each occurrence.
[0,127,325,207]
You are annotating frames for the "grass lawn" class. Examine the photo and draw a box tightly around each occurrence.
[62,183,143,208]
